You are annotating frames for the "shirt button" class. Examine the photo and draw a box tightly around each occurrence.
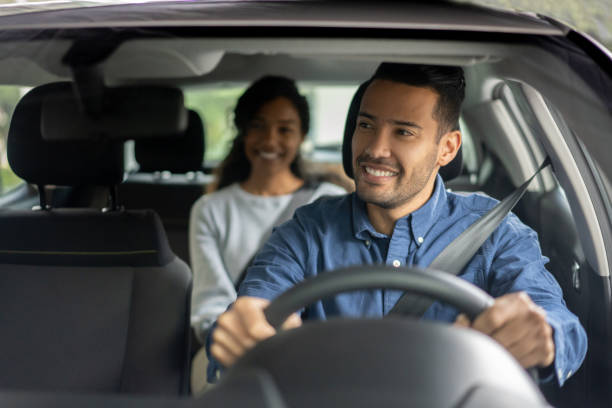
[417,236,424,244]
[392,259,401,267]
[365,240,371,247]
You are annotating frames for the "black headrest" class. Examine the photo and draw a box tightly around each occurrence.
[342,81,463,182]
[7,82,124,187]
[134,110,205,173]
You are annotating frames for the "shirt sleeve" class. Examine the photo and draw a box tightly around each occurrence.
[238,212,311,299]
[206,212,312,382]
[189,196,237,343]
[487,213,588,387]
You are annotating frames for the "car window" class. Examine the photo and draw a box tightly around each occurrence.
[0,85,26,195]
[184,83,358,165]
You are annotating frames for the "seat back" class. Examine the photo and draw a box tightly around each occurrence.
[120,110,209,265]
[0,82,191,395]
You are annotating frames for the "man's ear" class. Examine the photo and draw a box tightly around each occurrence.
[437,130,461,167]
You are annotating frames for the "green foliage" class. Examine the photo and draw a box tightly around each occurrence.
[185,86,246,163]
[0,86,24,194]
[0,167,22,193]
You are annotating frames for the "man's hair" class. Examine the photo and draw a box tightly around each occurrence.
[371,63,465,139]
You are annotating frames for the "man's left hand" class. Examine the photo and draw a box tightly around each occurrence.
[454,291,555,369]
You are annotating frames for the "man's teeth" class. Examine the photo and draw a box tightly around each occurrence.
[365,166,396,177]
[259,151,279,160]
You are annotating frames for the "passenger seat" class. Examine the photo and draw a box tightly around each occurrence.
[119,109,211,265]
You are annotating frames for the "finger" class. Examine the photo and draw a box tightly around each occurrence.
[472,292,531,335]
[514,341,555,369]
[492,305,547,350]
[216,310,256,350]
[234,297,276,342]
[490,317,533,350]
[507,324,555,368]
[281,313,302,330]
[210,341,238,367]
[212,326,248,357]
[454,313,471,328]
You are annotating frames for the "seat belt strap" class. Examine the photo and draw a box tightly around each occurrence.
[388,157,551,317]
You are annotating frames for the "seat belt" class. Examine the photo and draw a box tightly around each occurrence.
[388,157,551,317]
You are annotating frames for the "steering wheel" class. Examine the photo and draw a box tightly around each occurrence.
[222,265,544,408]
[264,264,495,328]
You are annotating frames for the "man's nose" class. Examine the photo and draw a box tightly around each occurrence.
[364,129,392,158]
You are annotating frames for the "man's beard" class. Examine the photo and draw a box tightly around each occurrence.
[354,151,438,209]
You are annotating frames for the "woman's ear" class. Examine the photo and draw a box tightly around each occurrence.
[437,130,462,167]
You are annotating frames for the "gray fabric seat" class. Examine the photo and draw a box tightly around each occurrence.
[0,82,192,395]
[119,109,209,265]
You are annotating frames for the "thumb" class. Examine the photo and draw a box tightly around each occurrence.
[281,312,302,330]
[454,313,471,328]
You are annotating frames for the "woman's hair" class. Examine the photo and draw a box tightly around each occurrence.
[215,75,310,190]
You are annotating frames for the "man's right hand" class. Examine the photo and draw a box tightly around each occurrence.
[210,296,302,367]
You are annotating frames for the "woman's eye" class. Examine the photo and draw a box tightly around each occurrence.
[357,121,372,129]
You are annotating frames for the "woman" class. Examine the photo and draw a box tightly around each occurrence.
[189,76,346,344]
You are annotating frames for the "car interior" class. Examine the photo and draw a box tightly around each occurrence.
[0,4,610,407]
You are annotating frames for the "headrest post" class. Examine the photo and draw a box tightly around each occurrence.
[102,185,121,212]
[34,184,50,211]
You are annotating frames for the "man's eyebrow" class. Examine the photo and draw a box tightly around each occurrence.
[358,111,422,129]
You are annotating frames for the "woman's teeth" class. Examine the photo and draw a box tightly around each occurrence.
[259,151,280,160]
[365,166,396,177]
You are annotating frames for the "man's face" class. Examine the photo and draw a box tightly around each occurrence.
[351,79,443,209]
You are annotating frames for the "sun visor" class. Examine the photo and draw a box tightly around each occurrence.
[41,85,188,141]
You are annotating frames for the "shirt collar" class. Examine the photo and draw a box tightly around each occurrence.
[352,173,448,242]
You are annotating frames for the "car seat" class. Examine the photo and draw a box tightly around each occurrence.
[119,110,210,265]
[0,82,192,395]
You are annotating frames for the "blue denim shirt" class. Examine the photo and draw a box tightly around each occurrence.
[207,175,587,387]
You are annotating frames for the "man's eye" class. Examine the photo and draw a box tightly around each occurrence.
[358,121,373,129]
[397,129,414,137]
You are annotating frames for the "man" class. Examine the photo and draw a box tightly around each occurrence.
[207,63,587,386]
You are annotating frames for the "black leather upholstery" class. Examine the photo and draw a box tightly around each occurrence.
[342,80,463,182]
[0,82,192,395]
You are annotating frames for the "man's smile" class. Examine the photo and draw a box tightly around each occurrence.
[363,166,398,177]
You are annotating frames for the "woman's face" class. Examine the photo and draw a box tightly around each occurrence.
[243,96,304,175]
